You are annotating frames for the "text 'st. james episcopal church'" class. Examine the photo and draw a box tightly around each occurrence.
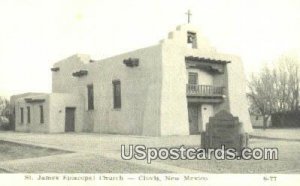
[10,24,253,136]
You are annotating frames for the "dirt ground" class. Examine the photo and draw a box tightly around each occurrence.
[0,129,299,173]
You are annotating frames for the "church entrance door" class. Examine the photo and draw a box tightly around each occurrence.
[188,104,200,134]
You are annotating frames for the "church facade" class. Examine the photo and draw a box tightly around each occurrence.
[11,24,252,135]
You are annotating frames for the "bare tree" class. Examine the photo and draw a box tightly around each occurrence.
[273,56,300,112]
[248,65,275,129]
[0,97,10,118]
[248,56,300,129]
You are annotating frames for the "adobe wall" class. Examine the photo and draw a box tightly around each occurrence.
[49,93,83,133]
[160,24,252,134]
[52,46,163,136]
[224,55,253,132]
[13,94,50,133]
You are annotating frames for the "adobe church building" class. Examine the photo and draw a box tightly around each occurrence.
[10,24,252,136]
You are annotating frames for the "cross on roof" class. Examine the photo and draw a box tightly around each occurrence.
[185,10,192,23]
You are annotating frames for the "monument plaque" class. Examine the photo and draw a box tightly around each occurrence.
[201,110,249,154]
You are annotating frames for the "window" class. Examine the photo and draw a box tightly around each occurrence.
[40,105,44,124]
[113,80,121,109]
[87,84,94,110]
[187,31,197,49]
[188,72,198,84]
[13,107,16,120]
[27,106,31,123]
[20,107,24,124]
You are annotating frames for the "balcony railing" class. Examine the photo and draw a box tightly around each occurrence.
[187,84,224,97]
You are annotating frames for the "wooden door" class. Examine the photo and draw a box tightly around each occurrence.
[65,107,75,132]
[188,105,200,134]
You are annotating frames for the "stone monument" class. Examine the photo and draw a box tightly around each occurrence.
[201,110,249,154]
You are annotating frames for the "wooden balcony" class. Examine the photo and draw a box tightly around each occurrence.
[187,84,225,97]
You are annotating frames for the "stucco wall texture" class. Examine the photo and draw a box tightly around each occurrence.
[12,94,50,133]
[11,93,82,133]
[11,24,252,135]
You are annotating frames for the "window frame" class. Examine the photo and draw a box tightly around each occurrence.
[112,80,121,109]
[188,72,198,85]
[40,105,44,124]
[20,107,24,124]
[87,84,94,110]
[27,106,30,124]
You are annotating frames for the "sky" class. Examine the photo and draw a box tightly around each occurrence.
[0,0,299,98]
